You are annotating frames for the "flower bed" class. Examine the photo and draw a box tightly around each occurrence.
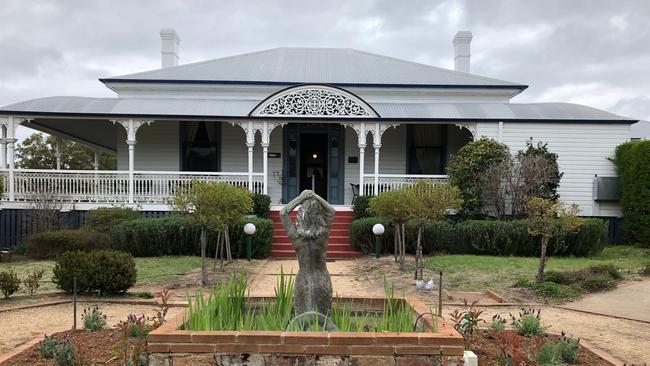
[147,296,465,366]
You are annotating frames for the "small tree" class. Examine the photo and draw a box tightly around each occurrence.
[526,197,583,282]
[447,137,510,218]
[171,182,252,285]
[368,188,411,270]
[406,181,462,280]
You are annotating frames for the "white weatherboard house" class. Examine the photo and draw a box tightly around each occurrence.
[0,30,636,217]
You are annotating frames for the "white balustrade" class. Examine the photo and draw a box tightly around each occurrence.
[0,169,264,204]
[361,174,449,196]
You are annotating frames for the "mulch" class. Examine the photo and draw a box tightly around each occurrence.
[2,329,124,366]
[3,329,614,366]
[470,331,612,366]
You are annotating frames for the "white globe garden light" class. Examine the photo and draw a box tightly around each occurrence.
[372,223,385,258]
[372,223,385,236]
[244,223,257,235]
[244,223,256,261]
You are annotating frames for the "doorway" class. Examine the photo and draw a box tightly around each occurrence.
[282,124,345,204]
[299,133,328,199]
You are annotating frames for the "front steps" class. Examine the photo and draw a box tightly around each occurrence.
[268,210,362,258]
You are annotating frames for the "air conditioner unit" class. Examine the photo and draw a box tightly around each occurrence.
[593,176,621,201]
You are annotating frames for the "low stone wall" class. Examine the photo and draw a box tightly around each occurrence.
[147,296,465,366]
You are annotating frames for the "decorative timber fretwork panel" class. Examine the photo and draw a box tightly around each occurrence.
[251,85,377,118]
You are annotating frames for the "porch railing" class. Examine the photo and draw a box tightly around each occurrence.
[0,169,263,204]
[361,174,449,196]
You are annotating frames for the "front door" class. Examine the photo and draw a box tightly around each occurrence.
[299,133,328,198]
[282,123,345,204]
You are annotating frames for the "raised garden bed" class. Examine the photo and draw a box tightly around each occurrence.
[147,296,466,365]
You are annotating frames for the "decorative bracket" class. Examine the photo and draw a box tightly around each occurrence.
[112,119,153,143]
[369,122,400,147]
[453,122,477,138]
[0,116,33,138]
[342,121,370,147]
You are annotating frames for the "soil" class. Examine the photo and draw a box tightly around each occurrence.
[0,303,183,356]
[2,329,614,366]
[469,331,611,366]
[2,329,124,366]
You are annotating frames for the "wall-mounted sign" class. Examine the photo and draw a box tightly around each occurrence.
[268,152,281,158]
[348,156,359,164]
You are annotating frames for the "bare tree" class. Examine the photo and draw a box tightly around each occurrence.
[25,188,65,235]
[480,149,560,219]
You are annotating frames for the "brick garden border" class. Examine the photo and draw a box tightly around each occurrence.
[147,296,465,358]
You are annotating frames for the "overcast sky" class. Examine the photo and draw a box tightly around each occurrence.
[1,0,649,140]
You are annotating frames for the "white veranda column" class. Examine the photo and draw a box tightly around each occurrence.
[93,151,99,170]
[0,125,6,169]
[247,142,254,191]
[259,121,285,195]
[370,122,399,195]
[55,137,62,170]
[113,119,152,204]
[1,116,27,201]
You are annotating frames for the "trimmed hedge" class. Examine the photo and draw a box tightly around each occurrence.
[110,216,273,258]
[52,250,136,295]
[352,196,373,220]
[615,140,650,246]
[25,230,112,259]
[84,207,142,233]
[350,218,608,257]
[251,194,272,219]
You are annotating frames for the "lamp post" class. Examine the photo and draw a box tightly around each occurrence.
[244,223,256,261]
[372,223,385,258]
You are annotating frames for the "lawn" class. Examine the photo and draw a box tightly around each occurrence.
[0,256,204,294]
[424,245,650,292]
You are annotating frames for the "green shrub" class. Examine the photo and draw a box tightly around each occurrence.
[230,217,274,259]
[13,243,27,256]
[0,270,21,299]
[555,334,580,363]
[251,193,271,219]
[513,313,546,337]
[532,282,582,300]
[38,336,61,359]
[23,268,44,296]
[110,216,273,258]
[82,305,107,331]
[52,250,136,295]
[349,217,393,253]
[54,338,80,366]
[84,207,142,233]
[615,140,650,247]
[447,137,510,217]
[543,271,574,285]
[26,229,111,259]
[536,341,563,366]
[352,196,373,219]
[586,264,622,280]
[578,273,616,292]
[641,262,650,276]
[349,217,607,257]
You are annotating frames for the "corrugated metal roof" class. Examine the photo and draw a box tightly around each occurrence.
[0,96,634,122]
[102,48,526,89]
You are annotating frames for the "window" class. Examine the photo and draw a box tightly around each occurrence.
[407,125,446,175]
[180,121,220,172]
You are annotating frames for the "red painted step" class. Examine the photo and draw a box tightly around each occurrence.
[269,209,362,259]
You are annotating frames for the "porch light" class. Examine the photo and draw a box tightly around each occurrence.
[312,153,318,159]
[244,223,256,261]
[372,223,385,258]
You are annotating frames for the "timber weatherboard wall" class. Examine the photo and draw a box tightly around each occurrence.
[117,121,180,171]
[476,121,630,217]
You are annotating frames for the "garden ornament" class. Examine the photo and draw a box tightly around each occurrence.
[280,190,335,316]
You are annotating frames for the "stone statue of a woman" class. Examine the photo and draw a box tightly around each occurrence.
[280,190,335,316]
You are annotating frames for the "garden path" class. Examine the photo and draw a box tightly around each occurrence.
[248,259,379,297]
[559,278,650,323]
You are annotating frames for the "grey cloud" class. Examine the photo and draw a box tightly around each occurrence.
[0,0,648,138]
